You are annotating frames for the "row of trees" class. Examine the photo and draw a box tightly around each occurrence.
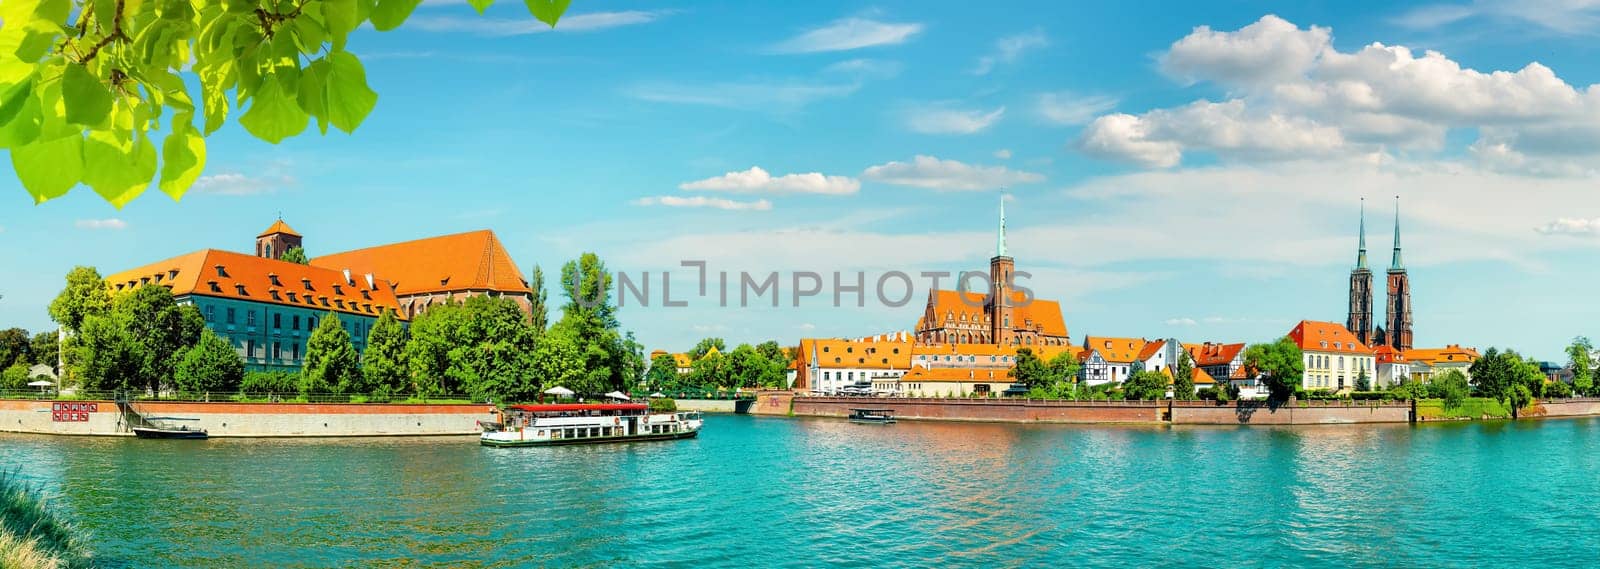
[644,338,792,391]
[46,252,648,403]
[0,326,60,390]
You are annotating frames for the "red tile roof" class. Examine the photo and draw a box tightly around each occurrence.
[923,289,1069,338]
[1183,342,1246,367]
[258,219,301,238]
[311,230,530,297]
[1288,320,1372,354]
[104,249,405,320]
[798,338,915,370]
[1083,336,1149,364]
[902,367,1008,383]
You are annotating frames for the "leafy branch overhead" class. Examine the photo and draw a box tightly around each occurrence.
[0,0,571,207]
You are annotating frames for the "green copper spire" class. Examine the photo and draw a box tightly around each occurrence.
[997,195,1007,258]
[1356,198,1368,270]
[1390,196,1404,270]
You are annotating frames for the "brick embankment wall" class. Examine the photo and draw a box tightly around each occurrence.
[1522,398,1600,419]
[673,399,739,413]
[0,400,498,437]
[1170,400,1412,425]
[792,397,1161,424]
[750,392,795,416]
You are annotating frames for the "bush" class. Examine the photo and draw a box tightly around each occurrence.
[1348,391,1392,401]
[1,364,29,390]
[1544,380,1574,399]
[648,397,678,412]
[240,371,299,397]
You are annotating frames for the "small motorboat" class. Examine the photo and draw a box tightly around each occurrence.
[132,425,208,439]
[848,408,896,424]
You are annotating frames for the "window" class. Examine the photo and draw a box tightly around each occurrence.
[268,274,281,287]
[226,308,236,324]
[204,306,214,322]
[273,342,281,359]
[293,315,300,331]
[292,343,300,360]
[273,314,282,329]
[247,310,256,327]
[246,340,255,358]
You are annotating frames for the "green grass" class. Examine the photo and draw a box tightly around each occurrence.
[0,473,93,569]
[1416,397,1513,420]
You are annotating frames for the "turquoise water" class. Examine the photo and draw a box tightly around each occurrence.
[3,415,1600,567]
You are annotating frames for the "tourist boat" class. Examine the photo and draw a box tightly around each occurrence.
[132,425,208,439]
[848,408,896,424]
[479,403,703,447]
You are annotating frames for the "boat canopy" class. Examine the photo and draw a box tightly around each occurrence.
[849,408,895,413]
[508,403,648,413]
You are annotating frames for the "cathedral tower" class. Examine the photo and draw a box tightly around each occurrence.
[989,197,1015,346]
[1346,199,1374,346]
[1385,197,1413,351]
[256,219,302,260]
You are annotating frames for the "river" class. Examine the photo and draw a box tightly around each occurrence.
[3,415,1599,567]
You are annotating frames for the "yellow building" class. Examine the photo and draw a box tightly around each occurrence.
[1406,344,1479,383]
[1288,320,1375,391]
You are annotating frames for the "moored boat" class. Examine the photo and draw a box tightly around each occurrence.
[132,426,208,439]
[480,403,703,447]
[848,408,896,424]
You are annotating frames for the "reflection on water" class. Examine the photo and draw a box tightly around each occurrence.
[3,417,1600,568]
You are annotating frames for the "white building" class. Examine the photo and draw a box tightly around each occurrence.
[1288,320,1375,392]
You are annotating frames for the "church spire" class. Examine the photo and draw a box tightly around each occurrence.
[996,195,1007,258]
[1390,195,1403,270]
[1356,198,1368,270]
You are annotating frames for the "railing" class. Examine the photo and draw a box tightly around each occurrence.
[0,390,480,404]
[639,390,757,401]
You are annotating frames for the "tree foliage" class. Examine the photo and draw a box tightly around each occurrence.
[1244,337,1304,402]
[690,337,725,360]
[528,264,548,335]
[174,328,243,393]
[0,328,29,370]
[360,308,407,395]
[1430,369,1470,411]
[1123,370,1168,401]
[279,246,308,265]
[48,266,110,333]
[76,284,202,393]
[1568,336,1594,396]
[403,295,539,401]
[1,0,571,206]
[302,311,360,394]
[645,351,680,390]
[552,252,641,394]
[1172,350,1196,400]
[29,330,59,372]
[1,364,30,389]
[1354,367,1371,392]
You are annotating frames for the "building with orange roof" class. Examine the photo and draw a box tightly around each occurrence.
[913,199,1071,349]
[1162,366,1217,397]
[1183,342,1247,382]
[894,367,1013,397]
[1405,344,1479,383]
[794,334,915,394]
[1079,336,1153,386]
[256,219,303,261]
[1288,320,1375,391]
[104,249,405,372]
[1374,345,1410,387]
[311,229,533,319]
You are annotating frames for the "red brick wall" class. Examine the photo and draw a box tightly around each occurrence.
[1171,400,1411,425]
[1524,398,1600,418]
[792,397,1413,425]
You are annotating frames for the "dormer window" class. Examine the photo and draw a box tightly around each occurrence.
[440,277,450,286]
[335,299,345,309]
[361,290,371,300]
[270,290,281,301]
[332,284,343,296]
[140,277,150,285]
[268,273,281,287]
[115,283,125,291]
[319,296,329,306]
[235,284,247,296]
[208,281,221,293]
[288,292,298,302]
[168,269,178,280]
[214,265,228,277]
[302,278,313,291]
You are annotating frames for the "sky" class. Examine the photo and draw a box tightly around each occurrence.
[2,0,1599,360]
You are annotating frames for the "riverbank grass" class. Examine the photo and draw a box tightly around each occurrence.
[0,473,93,569]
[1416,397,1513,421]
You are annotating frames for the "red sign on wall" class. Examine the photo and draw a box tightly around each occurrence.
[51,402,98,422]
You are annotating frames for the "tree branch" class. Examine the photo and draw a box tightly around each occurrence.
[76,0,127,64]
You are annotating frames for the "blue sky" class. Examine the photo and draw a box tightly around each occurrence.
[3,0,1600,359]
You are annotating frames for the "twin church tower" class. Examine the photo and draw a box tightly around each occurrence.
[1346,198,1413,351]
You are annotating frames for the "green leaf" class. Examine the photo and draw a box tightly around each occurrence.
[158,121,205,200]
[0,93,42,149]
[238,75,308,144]
[467,0,494,14]
[297,59,329,135]
[323,0,358,50]
[325,52,377,134]
[82,130,157,208]
[0,76,33,127]
[370,0,422,31]
[524,0,571,27]
[10,133,83,204]
[62,64,113,127]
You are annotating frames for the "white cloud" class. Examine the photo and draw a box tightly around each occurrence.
[904,105,1005,135]
[1082,14,1600,172]
[680,167,860,195]
[1393,1,1600,34]
[861,155,1045,191]
[75,219,127,230]
[632,196,773,211]
[407,10,669,36]
[994,149,1012,160]
[1037,92,1119,126]
[771,17,924,53]
[798,323,818,331]
[626,80,859,111]
[1536,217,1600,236]
[822,58,902,79]
[192,172,296,196]
[1165,317,1199,326]
[973,30,1048,75]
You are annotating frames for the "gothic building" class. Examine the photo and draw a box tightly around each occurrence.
[1385,199,1413,351]
[1345,197,1413,352]
[1346,201,1374,346]
[914,200,1070,347]
[256,219,302,260]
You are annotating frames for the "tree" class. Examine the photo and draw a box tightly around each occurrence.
[174,329,244,394]
[303,312,361,395]
[1470,348,1515,401]
[530,327,586,397]
[1010,348,1049,389]
[28,331,58,373]
[1373,326,1387,347]
[1354,368,1371,392]
[361,309,408,396]
[1431,369,1470,411]
[1046,351,1082,394]
[2,0,572,206]
[405,302,470,396]
[1244,337,1305,402]
[529,265,549,335]
[1172,351,1196,400]
[688,351,729,389]
[645,352,681,390]
[690,338,726,360]
[446,295,539,402]
[0,328,29,370]
[48,267,110,333]
[115,285,204,394]
[1567,337,1594,396]
[2,364,29,390]
[556,252,633,393]
[279,246,309,265]
[75,312,140,392]
[1390,378,1427,402]
[1123,370,1169,400]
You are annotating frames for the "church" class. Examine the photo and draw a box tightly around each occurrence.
[913,200,1071,348]
[1346,198,1413,352]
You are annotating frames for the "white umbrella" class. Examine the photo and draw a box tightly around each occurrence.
[27,380,54,388]
[543,386,574,397]
[604,391,631,401]
[649,392,666,398]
